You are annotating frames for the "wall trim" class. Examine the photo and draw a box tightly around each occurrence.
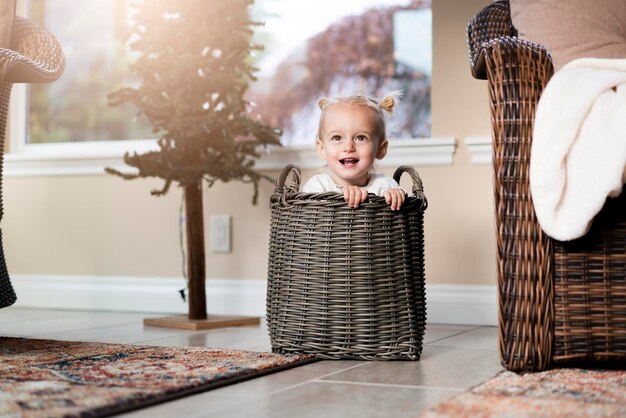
[11,275,496,326]
[425,284,497,326]
[4,138,457,177]
[256,137,457,170]
[464,136,491,165]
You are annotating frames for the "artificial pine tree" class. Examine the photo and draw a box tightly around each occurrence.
[106,0,281,324]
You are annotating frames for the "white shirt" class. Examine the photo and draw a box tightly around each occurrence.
[302,173,401,195]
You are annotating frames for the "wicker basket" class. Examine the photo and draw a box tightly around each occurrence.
[266,164,427,360]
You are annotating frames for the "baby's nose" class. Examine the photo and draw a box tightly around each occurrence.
[344,140,356,151]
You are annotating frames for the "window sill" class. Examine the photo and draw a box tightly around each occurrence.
[464,136,491,165]
[4,137,457,177]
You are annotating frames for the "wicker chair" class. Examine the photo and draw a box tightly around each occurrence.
[0,16,65,309]
[467,0,626,372]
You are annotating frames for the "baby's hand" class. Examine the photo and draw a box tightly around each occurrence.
[383,188,406,210]
[342,185,368,208]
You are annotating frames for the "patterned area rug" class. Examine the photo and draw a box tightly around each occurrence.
[0,337,315,418]
[421,368,626,418]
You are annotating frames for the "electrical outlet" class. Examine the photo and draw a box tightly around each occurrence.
[210,215,231,253]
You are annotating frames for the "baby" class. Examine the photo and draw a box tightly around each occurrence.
[302,92,406,210]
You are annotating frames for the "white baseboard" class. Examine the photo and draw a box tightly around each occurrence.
[11,275,265,317]
[10,275,497,326]
[425,284,497,326]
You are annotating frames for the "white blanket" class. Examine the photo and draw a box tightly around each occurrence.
[530,58,626,241]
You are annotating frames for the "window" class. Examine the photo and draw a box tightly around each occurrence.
[249,0,432,146]
[25,0,431,146]
[8,0,444,176]
[27,0,153,144]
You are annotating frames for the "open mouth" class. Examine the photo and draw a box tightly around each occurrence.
[340,158,359,166]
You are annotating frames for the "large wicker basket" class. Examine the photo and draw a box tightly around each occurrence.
[266,164,427,360]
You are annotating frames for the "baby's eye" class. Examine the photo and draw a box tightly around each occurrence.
[330,135,342,142]
[355,135,368,142]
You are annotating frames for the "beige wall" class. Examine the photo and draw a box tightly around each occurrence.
[4,0,494,285]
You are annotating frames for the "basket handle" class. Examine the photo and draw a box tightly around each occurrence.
[393,165,424,196]
[276,164,301,194]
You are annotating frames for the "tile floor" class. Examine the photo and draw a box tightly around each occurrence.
[0,307,503,417]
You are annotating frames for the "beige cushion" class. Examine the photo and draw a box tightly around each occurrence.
[0,0,15,49]
[510,0,626,71]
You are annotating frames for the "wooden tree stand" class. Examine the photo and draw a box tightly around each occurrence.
[143,315,260,330]
[144,182,260,330]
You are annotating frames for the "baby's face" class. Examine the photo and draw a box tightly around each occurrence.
[317,103,387,188]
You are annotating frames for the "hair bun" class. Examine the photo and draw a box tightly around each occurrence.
[379,91,402,114]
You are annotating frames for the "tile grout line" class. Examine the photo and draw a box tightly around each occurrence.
[424,325,484,345]
[37,321,155,339]
[129,332,272,346]
[0,314,79,324]
[313,379,465,392]
[257,361,372,398]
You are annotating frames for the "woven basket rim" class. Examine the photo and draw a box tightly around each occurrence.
[273,163,428,210]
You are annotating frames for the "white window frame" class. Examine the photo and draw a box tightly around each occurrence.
[6,83,161,177]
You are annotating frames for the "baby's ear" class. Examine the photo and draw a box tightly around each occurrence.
[376,139,388,159]
[316,139,327,160]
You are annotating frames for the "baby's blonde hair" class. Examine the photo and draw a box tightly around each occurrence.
[317,91,402,143]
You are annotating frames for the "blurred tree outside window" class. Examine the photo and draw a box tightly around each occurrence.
[248,0,432,146]
[27,0,431,146]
